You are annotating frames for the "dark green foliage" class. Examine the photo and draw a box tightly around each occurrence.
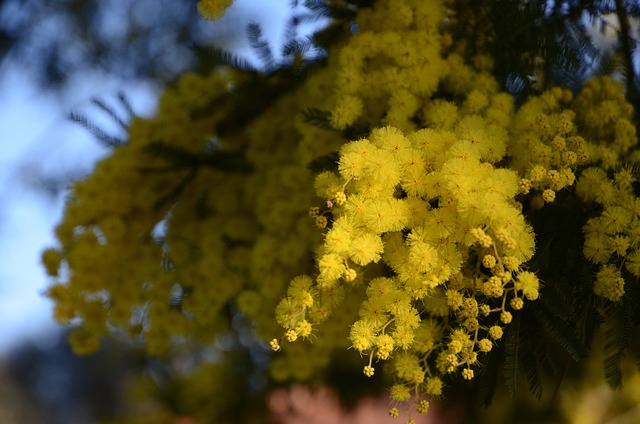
[520,328,543,400]
[68,112,126,148]
[90,99,129,132]
[603,303,632,388]
[502,312,522,398]
[247,22,277,71]
[529,298,589,363]
[140,142,252,210]
[143,142,253,173]
[475,337,503,406]
[68,92,135,148]
[601,278,640,389]
[189,43,258,72]
[450,0,640,110]
[300,107,334,130]
[307,152,340,174]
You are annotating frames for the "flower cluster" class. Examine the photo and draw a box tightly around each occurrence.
[42,0,639,421]
[197,0,233,20]
[277,114,542,414]
[571,78,639,301]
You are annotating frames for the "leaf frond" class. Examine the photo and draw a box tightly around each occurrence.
[502,313,521,398]
[117,91,135,118]
[247,22,276,71]
[530,299,589,362]
[300,107,334,130]
[90,98,129,131]
[189,43,258,72]
[68,112,126,148]
[307,152,339,174]
[603,301,635,389]
[520,335,543,400]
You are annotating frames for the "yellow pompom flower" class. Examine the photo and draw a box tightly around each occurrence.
[359,298,388,327]
[363,198,400,233]
[594,264,625,301]
[583,227,611,263]
[349,231,384,266]
[275,298,301,329]
[350,320,376,352]
[197,0,233,20]
[424,377,443,396]
[542,189,556,203]
[394,352,423,382]
[339,140,377,180]
[445,289,464,309]
[331,95,364,130]
[364,149,403,187]
[343,268,357,282]
[477,338,493,352]
[318,253,347,285]
[482,254,497,269]
[625,249,640,277]
[42,248,63,277]
[514,271,540,300]
[417,399,430,414]
[295,320,313,338]
[371,126,412,160]
[461,368,474,380]
[600,206,632,234]
[609,235,630,256]
[407,240,438,273]
[325,224,354,256]
[424,100,459,129]
[390,384,412,401]
[488,325,504,340]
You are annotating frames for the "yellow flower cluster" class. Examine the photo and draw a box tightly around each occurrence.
[42,0,640,419]
[46,67,328,366]
[569,78,640,302]
[197,0,233,20]
[272,0,638,413]
[44,69,259,356]
[328,0,448,132]
[278,115,543,411]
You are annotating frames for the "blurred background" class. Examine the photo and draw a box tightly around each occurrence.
[0,1,301,422]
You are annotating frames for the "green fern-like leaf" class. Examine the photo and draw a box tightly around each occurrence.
[603,301,634,389]
[520,329,543,400]
[529,296,589,362]
[307,152,339,174]
[300,107,334,130]
[189,43,258,72]
[475,342,502,406]
[247,22,276,71]
[502,313,521,398]
[142,142,252,174]
[68,112,126,147]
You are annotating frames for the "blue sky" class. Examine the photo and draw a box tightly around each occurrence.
[0,62,159,354]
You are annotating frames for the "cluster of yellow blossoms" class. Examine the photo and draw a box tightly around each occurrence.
[42,0,638,421]
[572,78,640,302]
[197,0,233,21]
